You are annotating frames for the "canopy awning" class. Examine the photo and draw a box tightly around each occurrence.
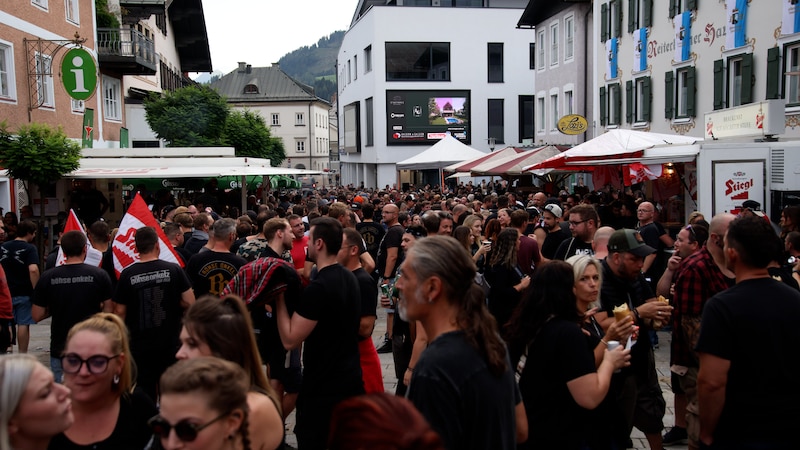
[69,157,320,179]
[474,145,567,176]
[443,146,523,172]
[396,135,486,170]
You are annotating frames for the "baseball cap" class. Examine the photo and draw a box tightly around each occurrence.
[543,204,563,218]
[741,200,761,211]
[607,229,656,258]
[350,203,361,210]
[526,206,541,217]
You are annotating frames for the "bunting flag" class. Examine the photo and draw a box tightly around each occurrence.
[726,0,748,49]
[625,163,663,186]
[55,209,103,267]
[782,0,800,35]
[675,11,691,62]
[634,27,647,72]
[606,38,618,79]
[112,193,183,277]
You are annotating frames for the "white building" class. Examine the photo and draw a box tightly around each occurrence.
[337,0,534,189]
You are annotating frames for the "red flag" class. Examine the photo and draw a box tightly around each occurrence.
[55,209,103,267]
[625,163,663,186]
[112,193,183,278]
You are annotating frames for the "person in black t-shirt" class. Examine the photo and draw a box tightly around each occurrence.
[185,218,247,297]
[536,204,570,261]
[275,217,364,449]
[553,204,598,261]
[356,203,384,277]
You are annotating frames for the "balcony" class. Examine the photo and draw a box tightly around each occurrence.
[96,28,158,75]
[119,0,167,24]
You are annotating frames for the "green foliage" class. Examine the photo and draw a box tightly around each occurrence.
[0,122,81,188]
[144,85,230,147]
[279,31,344,101]
[223,111,286,166]
[95,0,120,28]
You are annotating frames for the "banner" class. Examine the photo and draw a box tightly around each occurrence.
[675,11,691,62]
[634,27,647,72]
[783,0,800,35]
[54,209,103,267]
[112,193,184,277]
[606,38,618,79]
[81,108,94,148]
[726,0,748,49]
[120,127,129,148]
[625,163,663,186]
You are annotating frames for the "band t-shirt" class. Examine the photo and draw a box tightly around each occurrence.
[0,240,39,296]
[186,251,247,297]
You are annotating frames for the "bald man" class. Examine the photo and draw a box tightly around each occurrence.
[592,226,616,260]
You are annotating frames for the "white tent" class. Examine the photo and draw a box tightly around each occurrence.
[443,146,521,172]
[396,135,485,170]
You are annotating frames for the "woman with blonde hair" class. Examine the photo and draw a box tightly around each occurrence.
[176,295,283,450]
[1,354,73,450]
[49,313,156,450]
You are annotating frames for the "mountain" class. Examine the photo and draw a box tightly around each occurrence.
[278,30,344,103]
[193,71,224,84]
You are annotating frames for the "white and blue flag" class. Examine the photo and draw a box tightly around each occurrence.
[726,0,748,49]
[782,0,800,35]
[675,11,691,62]
[606,38,618,79]
[634,28,647,72]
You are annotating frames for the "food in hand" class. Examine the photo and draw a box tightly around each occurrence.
[613,303,632,322]
[653,296,670,329]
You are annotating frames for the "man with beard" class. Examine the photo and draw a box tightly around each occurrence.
[535,204,570,262]
[553,204,599,261]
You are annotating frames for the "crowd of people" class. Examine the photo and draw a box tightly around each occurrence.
[1,180,800,450]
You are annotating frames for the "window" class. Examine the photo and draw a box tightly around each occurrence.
[71,99,84,113]
[296,113,305,126]
[243,83,258,94]
[550,22,559,66]
[784,44,800,104]
[529,43,536,70]
[537,96,545,132]
[712,54,753,110]
[550,94,559,130]
[0,42,16,101]
[271,113,280,126]
[35,53,54,108]
[564,16,574,61]
[665,67,696,118]
[519,95,535,141]
[365,97,374,146]
[488,99,504,145]
[564,90,574,115]
[31,0,48,9]
[65,0,79,24]
[364,45,372,73]
[537,30,545,70]
[488,43,503,83]
[353,55,358,80]
[601,0,622,42]
[599,83,621,125]
[628,0,652,31]
[669,0,697,18]
[103,76,121,120]
[347,60,351,84]
[296,141,306,152]
[626,77,651,123]
[385,42,450,81]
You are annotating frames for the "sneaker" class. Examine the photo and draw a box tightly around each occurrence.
[376,336,392,354]
[662,426,688,446]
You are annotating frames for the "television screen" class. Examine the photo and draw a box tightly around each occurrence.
[386,90,470,146]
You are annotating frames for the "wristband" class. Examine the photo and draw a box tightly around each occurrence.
[600,339,608,347]
[632,307,641,323]
[406,366,414,372]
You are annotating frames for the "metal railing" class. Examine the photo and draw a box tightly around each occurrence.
[96,28,157,68]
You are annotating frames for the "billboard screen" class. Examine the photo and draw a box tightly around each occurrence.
[386,90,470,146]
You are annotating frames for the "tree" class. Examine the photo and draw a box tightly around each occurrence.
[144,85,229,147]
[223,110,286,166]
[0,122,81,257]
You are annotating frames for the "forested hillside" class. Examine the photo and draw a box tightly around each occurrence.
[278,31,344,102]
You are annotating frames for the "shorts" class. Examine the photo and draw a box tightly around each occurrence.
[678,366,699,447]
[618,349,666,435]
[11,296,35,325]
[0,319,11,353]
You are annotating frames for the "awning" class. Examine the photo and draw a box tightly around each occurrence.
[562,145,700,167]
[474,145,567,176]
[69,157,320,179]
[396,135,486,170]
[443,146,522,172]
[446,172,473,179]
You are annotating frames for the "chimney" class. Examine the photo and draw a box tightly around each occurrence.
[246,64,252,74]
[272,62,280,68]
[238,62,246,73]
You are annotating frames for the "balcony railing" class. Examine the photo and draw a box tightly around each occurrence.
[96,28,157,74]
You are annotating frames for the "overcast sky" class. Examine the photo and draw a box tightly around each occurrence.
[199,0,360,75]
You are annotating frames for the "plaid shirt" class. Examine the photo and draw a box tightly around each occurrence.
[671,246,733,366]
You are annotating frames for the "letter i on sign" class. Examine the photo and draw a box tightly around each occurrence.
[61,48,97,101]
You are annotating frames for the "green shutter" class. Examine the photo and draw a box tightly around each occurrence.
[665,71,674,119]
[669,0,677,18]
[616,0,623,38]
[686,0,697,11]
[686,67,697,117]
[613,83,622,124]
[600,86,607,125]
[741,53,754,104]
[766,47,781,100]
[601,3,609,42]
[714,59,725,110]
[643,76,652,121]
[628,0,635,33]
[626,80,633,123]
[644,0,653,27]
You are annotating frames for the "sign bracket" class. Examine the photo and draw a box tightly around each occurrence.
[23,33,87,118]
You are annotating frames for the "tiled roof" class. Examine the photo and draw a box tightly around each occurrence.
[210,65,328,104]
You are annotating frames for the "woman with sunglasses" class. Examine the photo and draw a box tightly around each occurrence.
[176,295,283,450]
[154,357,250,450]
[1,354,73,450]
[49,313,156,450]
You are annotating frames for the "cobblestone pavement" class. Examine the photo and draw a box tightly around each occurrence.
[25,309,687,450]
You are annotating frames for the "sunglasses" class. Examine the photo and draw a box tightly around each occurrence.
[148,411,229,442]
[685,224,697,242]
[61,353,120,375]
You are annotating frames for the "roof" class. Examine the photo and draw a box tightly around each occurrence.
[211,65,329,104]
[396,136,486,171]
[517,0,590,28]
[168,0,212,72]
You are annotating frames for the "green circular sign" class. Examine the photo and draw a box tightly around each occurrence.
[61,48,97,101]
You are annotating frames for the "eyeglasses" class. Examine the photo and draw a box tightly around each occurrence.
[148,412,230,442]
[568,219,587,226]
[61,353,121,375]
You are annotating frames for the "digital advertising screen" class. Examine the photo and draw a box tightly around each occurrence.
[386,90,470,146]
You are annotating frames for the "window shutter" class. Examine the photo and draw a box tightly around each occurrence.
[600,86,607,125]
[628,0,635,33]
[686,66,697,117]
[644,0,653,27]
[766,47,781,100]
[626,80,633,123]
[686,0,697,11]
[669,0,677,19]
[616,1,624,38]
[741,53,754,105]
[665,71,674,119]
[614,84,622,124]
[713,59,725,110]
[643,76,652,121]
[602,3,609,42]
